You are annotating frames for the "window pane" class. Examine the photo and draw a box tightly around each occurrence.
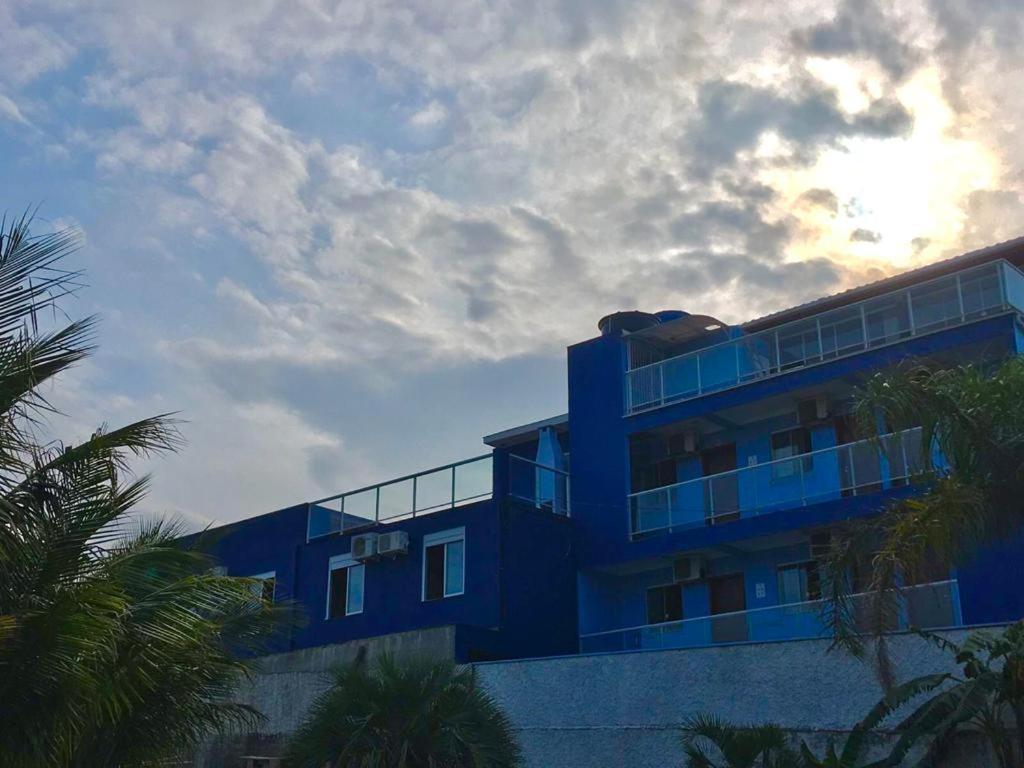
[645,587,665,624]
[328,567,348,619]
[347,564,364,614]
[445,539,465,596]
[646,584,683,624]
[425,544,446,600]
[778,565,807,604]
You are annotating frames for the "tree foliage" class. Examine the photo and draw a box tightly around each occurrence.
[284,653,522,768]
[822,359,1024,665]
[0,212,289,767]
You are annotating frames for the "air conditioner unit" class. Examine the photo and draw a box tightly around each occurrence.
[673,555,706,583]
[351,533,378,561]
[809,531,833,560]
[377,530,409,557]
[797,395,830,425]
[668,429,701,456]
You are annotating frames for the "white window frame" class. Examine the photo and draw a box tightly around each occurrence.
[422,527,466,601]
[326,553,364,619]
[249,570,276,601]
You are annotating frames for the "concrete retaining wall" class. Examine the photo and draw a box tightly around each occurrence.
[195,627,1004,767]
[474,628,996,768]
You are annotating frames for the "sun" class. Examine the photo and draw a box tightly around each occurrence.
[765,62,999,273]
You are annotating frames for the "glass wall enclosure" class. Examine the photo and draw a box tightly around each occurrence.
[580,579,961,653]
[625,261,1024,414]
[508,454,571,516]
[307,455,493,540]
[630,428,927,538]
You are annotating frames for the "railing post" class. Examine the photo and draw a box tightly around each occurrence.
[659,363,665,408]
[955,274,965,321]
[412,476,418,517]
[906,290,916,335]
[695,354,702,395]
[339,495,345,533]
[451,465,457,509]
[375,487,380,524]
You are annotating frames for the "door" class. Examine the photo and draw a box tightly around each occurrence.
[701,443,739,523]
[709,574,748,643]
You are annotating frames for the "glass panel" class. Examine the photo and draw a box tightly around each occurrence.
[415,467,453,513]
[454,457,491,505]
[662,355,700,401]
[960,264,1002,318]
[342,488,377,529]
[819,306,864,359]
[377,477,415,523]
[698,344,740,393]
[631,488,670,534]
[445,539,465,596]
[736,331,778,381]
[777,319,820,371]
[778,566,807,604]
[910,276,960,332]
[864,294,911,347]
[346,564,364,614]
[706,474,739,521]
[308,499,343,539]
[1001,263,1024,312]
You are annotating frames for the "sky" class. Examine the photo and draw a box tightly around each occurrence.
[1,0,1023,530]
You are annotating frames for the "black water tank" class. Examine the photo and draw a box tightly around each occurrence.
[597,311,661,336]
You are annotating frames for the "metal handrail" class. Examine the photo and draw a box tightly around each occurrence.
[628,427,922,503]
[578,579,958,639]
[307,453,493,541]
[625,259,1024,414]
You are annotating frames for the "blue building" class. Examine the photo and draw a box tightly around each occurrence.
[189,238,1024,661]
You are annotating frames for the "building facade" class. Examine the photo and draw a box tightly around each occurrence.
[188,238,1024,662]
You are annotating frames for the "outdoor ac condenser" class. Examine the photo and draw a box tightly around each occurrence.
[351,533,378,561]
[377,530,409,557]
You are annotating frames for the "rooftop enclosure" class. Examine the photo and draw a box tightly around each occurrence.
[625,260,1024,414]
[630,427,928,538]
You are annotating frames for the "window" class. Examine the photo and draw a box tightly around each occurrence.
[326,555,364,619]
[777,561,821,604]
[646,583,683,624]
[770,427,813,479]
[423,528,465,601]
[250,571,276,602]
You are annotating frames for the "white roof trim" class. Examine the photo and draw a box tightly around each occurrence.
[483,413,568,447]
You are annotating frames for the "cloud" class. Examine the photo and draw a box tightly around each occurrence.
[792,0,921,80]
[5,0,1024,523]
[850,227,881,243]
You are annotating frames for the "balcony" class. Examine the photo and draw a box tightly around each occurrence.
[306,455,493,541]
[625,260,1024,415]
[507,454,571,516]
[579,579,960,653]
[630,428,927,538]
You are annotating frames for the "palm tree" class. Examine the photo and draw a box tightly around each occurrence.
[879,622,1024,768]
[0,212,289,766]
[822,359,1024,665]
[284,653,522,768]
[680,715,800,768]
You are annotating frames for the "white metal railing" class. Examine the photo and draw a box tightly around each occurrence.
[508,454,571,516]
[625,260,1024,414]
[629,428,928,537]
[306,454,493,540]
[579,580,960,653]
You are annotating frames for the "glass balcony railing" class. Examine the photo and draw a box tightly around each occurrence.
[508,454,571,516]
[579,580,960,653]
[306,455,493,541]
[625,260,1024,415]
[630,428,928,538]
